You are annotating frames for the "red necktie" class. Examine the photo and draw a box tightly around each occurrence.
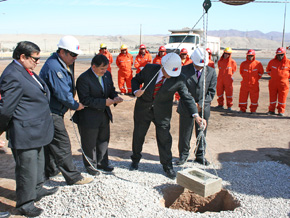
[26,69,33,76]
[153,76,165,99]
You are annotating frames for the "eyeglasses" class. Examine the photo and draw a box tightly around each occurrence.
[68,51,78,57]
[29,56,40,62]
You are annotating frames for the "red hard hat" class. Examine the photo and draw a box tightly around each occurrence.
[180,48,188,54]
[247,49,255,56]
[139,44,146,49]
[276,47,286,54]
[206,48,212,54]
[159,46,166,52]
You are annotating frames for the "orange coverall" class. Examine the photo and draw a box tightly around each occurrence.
[217,54,237,108]
[208,54,215,69]
[153,52,167,65]
[266,55,290,114]
[98,49,113,73]
[134,50,152,74]
[116,49,134,94]
[175,55,193,102]
[239,56,264,112]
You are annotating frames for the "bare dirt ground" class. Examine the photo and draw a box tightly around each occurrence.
[0,54,289,217]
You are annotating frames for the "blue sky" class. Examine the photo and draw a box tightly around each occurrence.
[0,0,289,35]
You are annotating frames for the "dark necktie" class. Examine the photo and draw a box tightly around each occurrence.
[153,76,165,99]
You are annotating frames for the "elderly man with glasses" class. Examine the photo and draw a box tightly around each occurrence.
[39,36,93,186]
[0,41,57,217]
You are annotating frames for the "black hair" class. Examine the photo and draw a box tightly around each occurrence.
[91,54,109,67]
[12,41,40,60]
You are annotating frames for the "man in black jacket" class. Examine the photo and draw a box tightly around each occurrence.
[73,54,123,175]
[129,53,206,179]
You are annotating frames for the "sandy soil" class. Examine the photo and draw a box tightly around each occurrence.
[0,54,289,217]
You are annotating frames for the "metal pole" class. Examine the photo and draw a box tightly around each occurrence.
[140,24,142,45]
[282,0,287,47]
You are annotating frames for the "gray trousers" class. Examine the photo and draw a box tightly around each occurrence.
[178,112,209,159]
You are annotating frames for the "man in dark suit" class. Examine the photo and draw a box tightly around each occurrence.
[176,48,217,166]
[129,53,206,179]
[0,41,58,217]
[73,54,123,175]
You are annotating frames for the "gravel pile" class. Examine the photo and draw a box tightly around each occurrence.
[37,160,290,218]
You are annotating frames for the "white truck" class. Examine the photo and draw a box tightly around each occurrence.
[164,28,220,63]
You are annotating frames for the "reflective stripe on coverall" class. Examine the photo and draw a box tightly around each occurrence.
[98,49,113,73]
[116,49,134,94]
[266,55,290,113]
[239,56,264,112]
[134,50,152,74]
[217,53,237,108]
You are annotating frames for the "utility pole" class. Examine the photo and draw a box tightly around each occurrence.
[140,24,142,45]
[282,0,287,47]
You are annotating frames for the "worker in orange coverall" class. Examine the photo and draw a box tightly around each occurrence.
[216,47,237,110]
[153,46,166,65]
[239,49,264,113]
[206,48,215,69]
[134,44,152,74]
[116,44,134,95]
[174,48,193,103]
[266,47,290,116]
[98,43,113,73]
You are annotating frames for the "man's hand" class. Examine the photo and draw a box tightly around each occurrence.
[114,96,123,104]
[194,116,207,129]
[106,98,115,106]
[76,102,84,111]
[196,103,201,112]
[135,89,144,97]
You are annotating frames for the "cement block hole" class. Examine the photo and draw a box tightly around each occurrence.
[160,185,240,213]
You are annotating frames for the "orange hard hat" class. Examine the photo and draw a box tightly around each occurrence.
[159,46,166,52]
[139,44,146,49]
[206,48,212,54]
[180,48,188,54]
[276,47,286,54]
[247,49,255,56]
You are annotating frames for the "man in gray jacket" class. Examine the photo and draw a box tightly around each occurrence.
[176,48,217,166]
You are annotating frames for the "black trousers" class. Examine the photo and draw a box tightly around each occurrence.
[45,113,82,185]
[78,113,110,170]
[178,112,209,159]
[12,147,44,209]
[131,107,173,168]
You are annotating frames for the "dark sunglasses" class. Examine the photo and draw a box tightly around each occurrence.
[68,51,78,57]
[29,56,40,62]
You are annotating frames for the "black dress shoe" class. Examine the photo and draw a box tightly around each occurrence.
[129,162,139,171]
[36,187,59,201]
[86,167,100,176]
[19,205,43,217]
[0,211,10,218]
[164,168,176,179]
[97,165,114,172]
[176,157,188,165]
[195,157,210,166]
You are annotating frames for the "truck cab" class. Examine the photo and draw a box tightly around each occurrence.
[164,28,220,63]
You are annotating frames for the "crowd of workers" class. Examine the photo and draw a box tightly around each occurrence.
[0,35,289,217]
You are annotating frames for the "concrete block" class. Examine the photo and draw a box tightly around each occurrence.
[177,167,222,197]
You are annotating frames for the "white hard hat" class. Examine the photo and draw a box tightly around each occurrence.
[57,35,82,55]
[161,53,182,77]
[190,48,209,67]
